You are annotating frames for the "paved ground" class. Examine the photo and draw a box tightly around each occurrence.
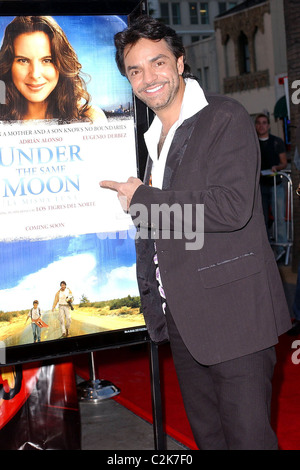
[79,397,187,450]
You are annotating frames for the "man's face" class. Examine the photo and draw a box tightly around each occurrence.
[123,38,184,114]
[255,116,270,138]
[60,283,66,291]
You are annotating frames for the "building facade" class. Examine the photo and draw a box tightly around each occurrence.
[151,0,244,93]
[151,0,241,45]
[214,0,287,138]
[152,0,288,138]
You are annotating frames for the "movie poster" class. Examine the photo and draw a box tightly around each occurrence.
[0,15,145,350]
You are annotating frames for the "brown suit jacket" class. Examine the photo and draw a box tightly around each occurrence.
[130,93,291,365]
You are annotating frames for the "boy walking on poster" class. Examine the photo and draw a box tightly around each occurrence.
[25,300,43,343]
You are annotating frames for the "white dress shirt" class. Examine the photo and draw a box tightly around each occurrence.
[144,78,208,189]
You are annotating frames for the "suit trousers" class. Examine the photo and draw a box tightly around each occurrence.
[165,306,278,450]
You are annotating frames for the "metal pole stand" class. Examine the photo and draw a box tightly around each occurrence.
[149,340,165,450]
[77,351,120,402]
[271,171,293,265]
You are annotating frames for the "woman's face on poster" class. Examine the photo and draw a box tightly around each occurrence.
[11,31,59,105]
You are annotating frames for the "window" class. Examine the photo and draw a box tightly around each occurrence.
[200,3,209,25]
[160,3,170,24]
[191,35,200,42]
[189,3,198,24]
[172,3,181,25]
[204,66,210,90]
[218,2,227,14]
[224,36,229,77]
[238,32,250,74]
[218,2,237,14]
[197,68,203,84]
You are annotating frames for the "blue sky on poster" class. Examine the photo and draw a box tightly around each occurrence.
[0,234,139,311]
[0,233,139,312]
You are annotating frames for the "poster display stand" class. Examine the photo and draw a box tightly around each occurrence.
[77,351,121,402]
[0,0,166,450]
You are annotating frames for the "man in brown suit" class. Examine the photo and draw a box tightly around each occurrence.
[100,16,291,449]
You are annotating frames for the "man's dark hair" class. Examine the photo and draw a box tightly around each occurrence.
[114,15,195,79]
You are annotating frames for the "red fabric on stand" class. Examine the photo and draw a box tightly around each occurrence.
[0,360,80,450]
[271,333,300,450]
[73,335,300,450]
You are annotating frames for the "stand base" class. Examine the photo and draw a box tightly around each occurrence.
[77,379,120,402]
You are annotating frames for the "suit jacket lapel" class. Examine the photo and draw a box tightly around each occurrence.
[143,111,200,189]
[143,155,153,185]
[162,112,200,190]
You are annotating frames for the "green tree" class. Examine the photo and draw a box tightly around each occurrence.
[80,294,89,305]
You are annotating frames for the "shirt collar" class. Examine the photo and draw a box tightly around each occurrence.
[144,78,208,151]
